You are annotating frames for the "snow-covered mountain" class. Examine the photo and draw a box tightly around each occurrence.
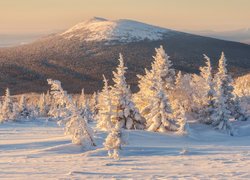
[60,17,172,43]
[0,17,250,94]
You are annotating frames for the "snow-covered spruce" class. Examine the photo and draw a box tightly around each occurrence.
[0,88,15,123]
[17,95,31,119]
[172,100,189,135]
[90,91,99,118]
[78,88,86,109]
[135,45,175,118]
[110,54,145,129]
[211,52,235,135]
[171,71,194,112]
[47,79,95,147]
[192,55,216,124]
[80,99,95,123]
[48,87,71,120]
[96,75,115,131]
[145,76,177,132]
[104,123,123,159]
[45,90,52,107]
[234,75,250,119]
[77,89,95,123]
[38,93,49,117]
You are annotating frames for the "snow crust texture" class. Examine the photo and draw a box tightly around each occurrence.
[1,119,250,179]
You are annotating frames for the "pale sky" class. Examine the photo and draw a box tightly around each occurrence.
[0,0,250,34]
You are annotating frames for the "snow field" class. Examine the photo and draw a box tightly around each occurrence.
[1,119,250,179]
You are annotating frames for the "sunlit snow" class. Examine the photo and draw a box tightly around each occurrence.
[1,119,250,179]
[60,17,171,43]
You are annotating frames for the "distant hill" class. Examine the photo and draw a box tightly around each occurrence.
[0,17,250,95]
[189,28,250,45]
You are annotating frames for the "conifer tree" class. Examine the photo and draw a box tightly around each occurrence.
[234,75,250,120]
[211,52,234,135]
[77,89,95,123]
[78,88,86,109]
[97,76,114,131]
[172,100,189,135]
[104,123,123,160]
[145,75,177,132]
[90,92,99,118]
[18,95,30,119]
[80,99,95,123]
[48,79,95,147]
[111,54,145,129]
[171,71,194,112]
[45,90,51,106]
[135,46,175,117]
[38,93,48,117]
[195,55,216,124]
[0,88,15,122]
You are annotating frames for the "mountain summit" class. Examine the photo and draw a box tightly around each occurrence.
[60,17,171,43]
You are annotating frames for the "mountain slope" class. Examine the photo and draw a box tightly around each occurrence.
[60,17,172,43]
[0,18,250,94]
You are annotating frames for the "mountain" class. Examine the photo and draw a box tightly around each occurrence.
[60,17,172,43]
[190,28,250,45]
[0,32,57,47]
[0,17,250,95]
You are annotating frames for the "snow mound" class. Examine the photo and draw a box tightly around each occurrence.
[60,17,171,43]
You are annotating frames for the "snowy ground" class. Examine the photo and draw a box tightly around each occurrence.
[1,119,250,179]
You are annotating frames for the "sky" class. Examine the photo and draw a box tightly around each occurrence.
[0,0,250,34]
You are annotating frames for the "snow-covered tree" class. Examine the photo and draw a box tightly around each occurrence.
[0,88,15,122]
[97,76,115,131]
[45,90,51,105]
[78,88,86,109]
[48,88,71,119]
[151,45,176,90]
[0,102,2,113]
[234,74,250,119]
[232,95,247,121]
[38,93,48,117]
[17,95,31,119]
[104,123,123,159]
[169,71,194,112]
[80,99,95,123]
[145,76,177,132]
[29,103,39,118]
[135,45,175,117]
[111,54,145,129]
[192,55,216,124]
[199,55,215,104]
[76,89,96,123]
[211,52,234,135]
[47,79,95,147]
[90,91,99,118]
[134,68,154,116]
[234,74,250,98]
[172,100,189,135]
